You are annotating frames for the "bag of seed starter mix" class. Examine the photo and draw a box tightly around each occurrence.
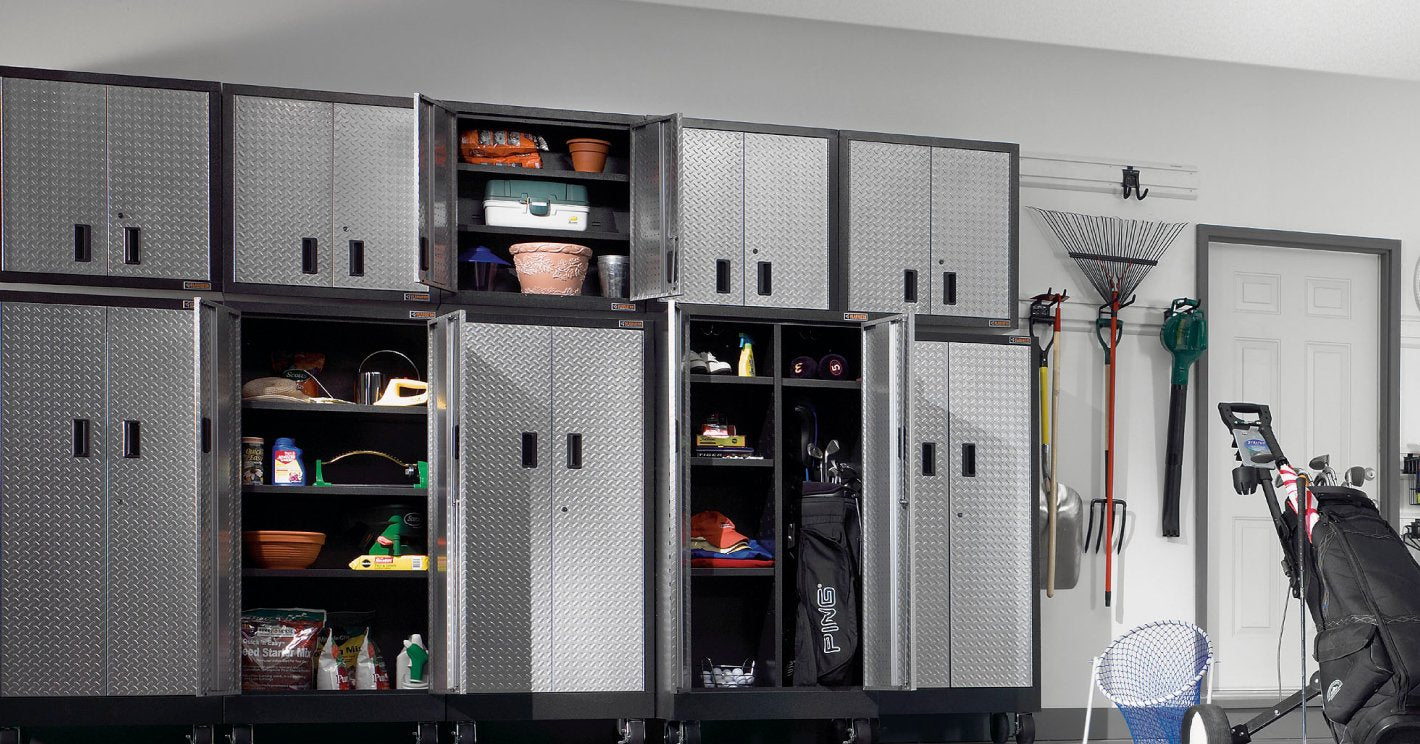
[315,628,351,690]
[241,608,326,691]
[355,628,392,690]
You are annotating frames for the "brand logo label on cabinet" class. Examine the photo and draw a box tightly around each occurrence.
[989,319,1012,327]
[404,293,431,302]
[610,303,637,312]
[618,320,645,329]
[183,281,212,291]
[843,312,869,321]
[1009,336,1032,345]
[409,310,436,319]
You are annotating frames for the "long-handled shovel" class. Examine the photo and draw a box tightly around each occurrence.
[1030,289,1069,596]
[1159,298,1207,537]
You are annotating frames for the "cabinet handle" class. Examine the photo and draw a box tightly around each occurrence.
[521,432,538,468]
[903,269,918,303]
[123,226,142,265]
[301,238,319,274]
[757,261,772,296]
[419,236,430,272]
[961,442,977,477]
[122,420,141,459]
[715,259,732,294]
[566,433,583,470]
[922,442,936,476]
[73,418,91,458]
[201,417,212,454]
[943,272,957,306]
[73,224,92,263]
[348,240,365,277]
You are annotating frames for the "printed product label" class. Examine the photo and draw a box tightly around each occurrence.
[272,449,302,484]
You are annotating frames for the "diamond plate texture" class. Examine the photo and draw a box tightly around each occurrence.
[333,104,420,291]
[931,148,1013,319]
[416,99,457,291]
[847,141,930,314]
[0,302,108,696]
[427,315,456,691]
[210,304,242,694]
[458,321,551,692]
[948,342,1032,688]
[678,128,743,305]
[0,78,108,276]
[107,307,200,695]
[861,317,910,688]
[106,86,211,281]
[233,96,332,286]
[909,340,952,688]
[196,303,215,695]
[630,116,678,300]
[744,132,829,310]
[549,327,645,692]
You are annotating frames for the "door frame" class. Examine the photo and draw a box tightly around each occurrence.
[1193,224,1402,627]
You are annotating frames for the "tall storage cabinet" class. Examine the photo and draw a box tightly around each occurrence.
[0,74,216,285]
[429,313,648,694]
[842,134,1017,326]
[0,297,240,697]
[230,90,421,293]
[678,124,831,310]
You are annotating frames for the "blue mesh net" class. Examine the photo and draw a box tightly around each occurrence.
[1096,621,1213,744]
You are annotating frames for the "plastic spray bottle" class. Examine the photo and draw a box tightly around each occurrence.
[737,333,755,377]
[397,634,430,690]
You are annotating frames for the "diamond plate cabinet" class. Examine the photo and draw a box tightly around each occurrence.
[430,312,647,694]
[842,133,1019,328]
[0,70,217,287]
[230,88,422,295]
[678,123,831,310]
[0,297,240,697]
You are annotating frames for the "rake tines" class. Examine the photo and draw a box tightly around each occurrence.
[1031,209,1187,304]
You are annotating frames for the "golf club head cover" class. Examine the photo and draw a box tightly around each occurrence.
[788,356,818,379]
[818,353,848,380]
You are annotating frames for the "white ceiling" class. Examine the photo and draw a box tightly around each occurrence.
[621,0,1420,81]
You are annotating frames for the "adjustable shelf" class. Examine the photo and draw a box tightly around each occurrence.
[782,378,861,390]
[243,399,427,416]
[458,162,628,183]
[243,485,426,497]
[459,224,629,242]
[690,457,772,468]
[688,375,773,386]
[243,569,426,579]
[690,567,774,577]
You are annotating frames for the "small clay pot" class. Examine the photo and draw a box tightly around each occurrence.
[509,242,594,295]
[567,138,612,173]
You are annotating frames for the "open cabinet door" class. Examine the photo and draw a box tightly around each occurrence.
[426,310,463,692]
[416,95,458,292]
[859,313,913,689]
[630,114,682,300]
[195,298,241,695]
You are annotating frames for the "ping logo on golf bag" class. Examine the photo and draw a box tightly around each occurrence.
[817,584,841,654]
[1328,679,1343,702]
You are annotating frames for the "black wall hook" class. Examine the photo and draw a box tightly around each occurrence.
[1122,166,1148,200]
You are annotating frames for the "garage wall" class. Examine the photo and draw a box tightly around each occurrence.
[4,0,1420,712]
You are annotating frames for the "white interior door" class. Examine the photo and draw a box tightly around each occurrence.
[1206,242,1380,697]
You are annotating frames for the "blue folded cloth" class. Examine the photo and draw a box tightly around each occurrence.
[691,539,774,561]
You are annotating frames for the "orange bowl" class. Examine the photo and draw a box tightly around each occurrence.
[243,530,326,570]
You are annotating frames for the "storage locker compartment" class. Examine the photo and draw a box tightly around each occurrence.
[779,324,862,383]
[685,320,776,380]
[690,578,777,688]
[688,384,774,461]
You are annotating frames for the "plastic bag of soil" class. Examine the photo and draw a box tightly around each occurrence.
[241,608,327,691]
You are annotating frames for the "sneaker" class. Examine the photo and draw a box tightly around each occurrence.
[686,351,708,374]
[702,352,732,375]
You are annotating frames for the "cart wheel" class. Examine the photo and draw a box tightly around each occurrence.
[1013,713,1035,744]
[412,722,441,744]
[227,725,253,744]
[990,713,1012,744]
[619,719,646,744]
[453,722,477,744]
[844,718,877,744]
[1183,704,1233,744]
[664,720,701,744]
[0,729,20,744]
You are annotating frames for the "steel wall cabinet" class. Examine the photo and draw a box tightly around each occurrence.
[230,89,421,293]
[0,72,217,287]
[0,297,240,697]
[841,134,1018,327]
[678,124,831,309]
[906,335,1035,691]
[430,313,647,694]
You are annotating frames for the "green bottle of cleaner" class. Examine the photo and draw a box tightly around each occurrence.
[397,633,430,690]
[737,333,755,377]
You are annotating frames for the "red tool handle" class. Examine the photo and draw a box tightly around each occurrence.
[1105,297,1119,607]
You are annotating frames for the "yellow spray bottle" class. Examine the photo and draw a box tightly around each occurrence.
[737,333,755,377]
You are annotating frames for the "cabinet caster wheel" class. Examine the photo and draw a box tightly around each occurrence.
[226,725,252,744]
[0,728,21,744]
[413,722,441,744]
[452,722,477,744]
[619,719,646,744]
[664,720,701,744]
[1015,713,1035,744]
[990,713,1012,744]
[839,718,877,744]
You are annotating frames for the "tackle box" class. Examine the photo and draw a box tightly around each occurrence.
[483,179,590,232]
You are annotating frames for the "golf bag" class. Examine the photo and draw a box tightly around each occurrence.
[1210,403,1420,744]
[791,481,862,686]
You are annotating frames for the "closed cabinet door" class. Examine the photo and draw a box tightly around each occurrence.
[0,303,108,696]
[106,307,200,695]
[847,141,930,314]
[744,132,829,310]
[679,128,744,305]
[0,79,108,276]
[549,326,645,692]
[947,342,1032,688]
[908,339,952,689]
[233,96,333,286]
[333,103,419,291]
[107,86,211,281]
[456,321,553,693]
[930,148,1013,320]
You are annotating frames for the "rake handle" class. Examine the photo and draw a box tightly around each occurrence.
[1105,300,1119,608]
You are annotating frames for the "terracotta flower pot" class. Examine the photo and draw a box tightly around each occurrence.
[509,242,594,295]
[244,530,326,570]
[567,138,612,173]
